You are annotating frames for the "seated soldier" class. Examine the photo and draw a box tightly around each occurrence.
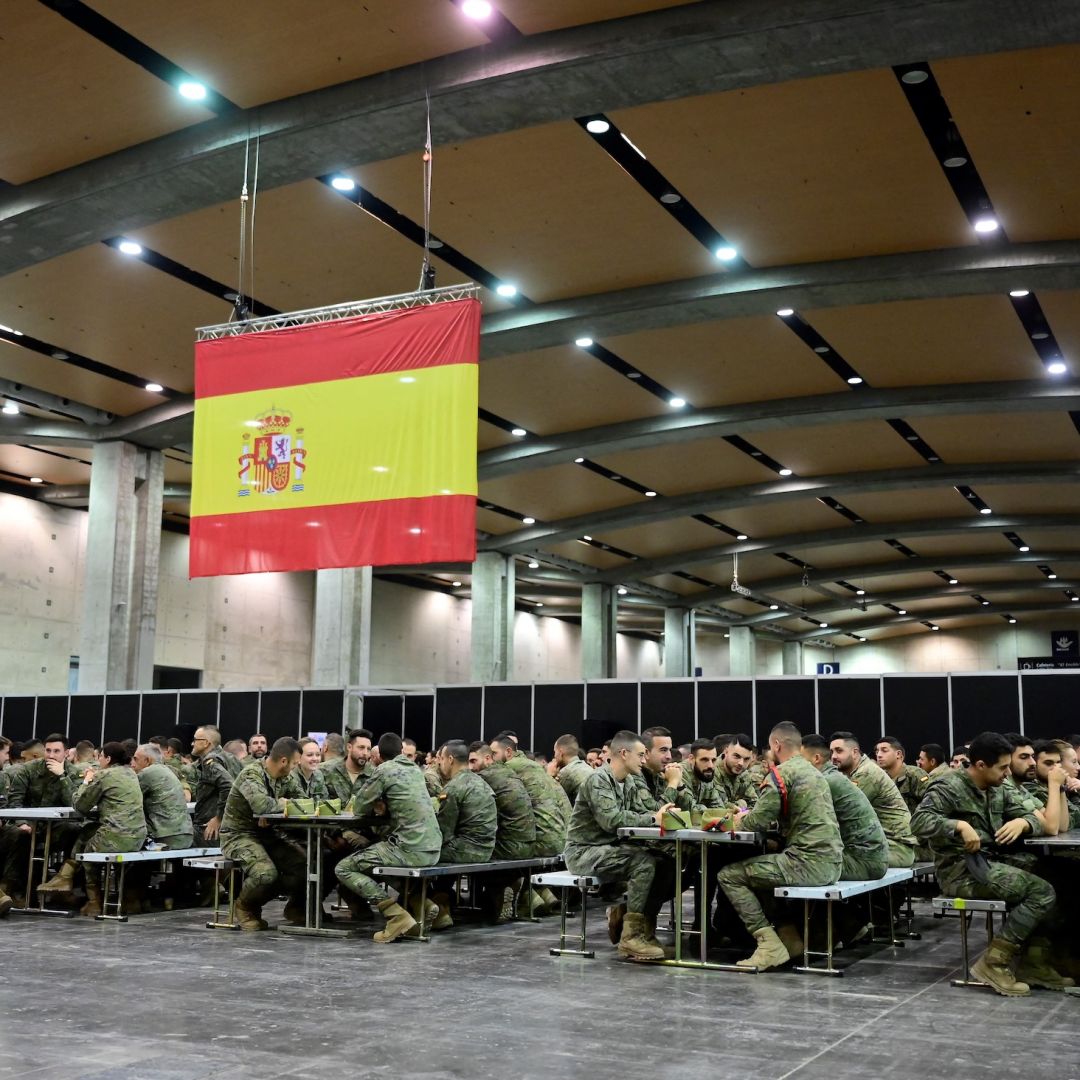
[321,733,345,763]
[71,741,97,776]
[131,744,194,849]
[220,737,306,931]
[1052,739,1080,824]
[285,738,331,800]
[831,732,916,867]
[912,731,1069,995]
[718,723,843,970]
[162,738,197,796]
[875,736,929,816]
[551,735,593,805]
[680,739,725,810]
[1024,741,1072,831]
[40,742,148,917]
[951,746,971,770]
[563,729,675,960]
[586,749,602,768]
[713,734,759,809]
[320,728,375,805]
[334,732,442,943]
[632,726,693,811]
[401,738,419,762]
[918,743,950,782]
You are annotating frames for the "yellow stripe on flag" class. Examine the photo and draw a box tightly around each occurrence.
[192,363,477,518]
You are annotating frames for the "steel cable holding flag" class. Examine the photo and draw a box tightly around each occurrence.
[189,287,480,577]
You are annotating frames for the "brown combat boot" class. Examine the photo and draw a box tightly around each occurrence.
[643,913,675,959]
[374,898,416,943]
[777,923,805,961]
[80,877,103,919]
[430,892,453,931]
[971,937,1030,996]
[0,884,12,919]
[618,912,665,960]
[234,902,269,931]
[737,926,792,970]
[283,899,307,926]
[607,901,627,944]
[37,859,78,896]
[1015,938,1075,991]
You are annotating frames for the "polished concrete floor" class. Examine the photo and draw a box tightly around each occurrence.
[0,897,1074,1079]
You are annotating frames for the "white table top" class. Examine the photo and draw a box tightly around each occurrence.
[0,806,79,820]
[617,826,757,843]
[1025,828,1080,848]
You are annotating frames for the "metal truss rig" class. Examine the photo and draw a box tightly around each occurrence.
[195,283,481,340]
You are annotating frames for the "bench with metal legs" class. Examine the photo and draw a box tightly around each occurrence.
[531,871,622,958]
[183,856,240,930]
[931,896,1007,989]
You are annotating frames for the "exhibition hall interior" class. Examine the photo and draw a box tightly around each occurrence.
[1,2,1079,1077]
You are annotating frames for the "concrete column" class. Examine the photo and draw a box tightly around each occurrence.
[729,625,757,677]
[664,607,694,677]
[79,442,138,691]
[312,567,372,688]
[581,583,617,680]
[127,449,164,689]
[782,641,804,676]
[470,552,515,682]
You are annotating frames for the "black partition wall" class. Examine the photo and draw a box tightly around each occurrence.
[3,671,1079,755]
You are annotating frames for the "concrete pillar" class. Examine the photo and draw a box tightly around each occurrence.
[729,626,756,677]
[582,583,617,680]
[470,552,514,682]
[782,641,804,676]
[79,441,136,691]
[664,607,694,677]
[127,449,164,689]
[312,567,372,687]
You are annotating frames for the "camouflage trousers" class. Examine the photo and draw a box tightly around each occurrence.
[493,840,534,861]
[718,852,841,934]
[74,824,147,857]
[842,846,888,883]
[335,840,439,904]
[887,840,916,868]
[941,861,1057,946]
[440,839,495,865]
[222,832,306,908]
[564,842,673,916]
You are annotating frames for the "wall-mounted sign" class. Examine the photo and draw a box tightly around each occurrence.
[817,663,841,674]
[1019,657,1080,670]
[1050,631,1079,656]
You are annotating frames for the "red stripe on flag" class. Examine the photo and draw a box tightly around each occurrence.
[189,495,477,577]
[196,298,480,399]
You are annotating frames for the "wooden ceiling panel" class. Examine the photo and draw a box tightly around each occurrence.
[934,46,1080,243]
[609,69,971,268]
[477,424,515,452]
[479,464,639,521]
[0,6,210,184]
[475,508,516,536]
[480,347,668,433]
[975,484,1080,517]
[543,540,629,571]
[893,533,1014,558]
[359,121,711,302]
[909,413,1080,464]
[0,446,90,486]
[721,499,862,539]
[94,0,487,109]
[500,0,690,34]
[603,316,843,409]
[636,574,701,596]
[1014,529,1080,552]
[1035,290,1080,372]
[589,517,726,561]
[804,296,1042,386]
[749,421,925,476]
[784,542,907,571]
[840,487,972,523]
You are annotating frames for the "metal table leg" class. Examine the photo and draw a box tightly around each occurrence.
[12,821,75,918]
[280,825,359,939]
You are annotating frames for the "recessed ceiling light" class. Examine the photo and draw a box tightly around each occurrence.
[1018,545,1030,552]
[426,238,444,250]
[930,624,940,631]
[778,468,793,477]
[724,633,730,639]
[2,402,19,415]
[511,427,527,437]
[715,245,738,262]
[1048,573,1058,580]
[1008,617,1017,624]
[452,580,462,587]
[948,578,959,585]
[856,589,865,596]
[973,217,1000,234]
[617,586,628,596]
[626,372,641,379]
[644,490,657,498]
[901,69,929,84]
[1047,361,1068,375]
[50,350,68,360]
[582,535,593,542]
[522,516,535,525]
[117,240,143,256]
[145,382,163,393]
[776,308,795,317]
[574,337,593,348]
[535,602,544,608]
[1009,289,1030,298]
[461,0,492,17]
[736,533,748,541]
[0,323,24,336]
[659,192,682,205]
[30,476,43,484]
[527,560,539,569]
[573,457,585,464]
[981,600,990,605]
[1032,332,1049,340]
[669,397,686,409]
[585,118,610,134]
[979,507,992,515]
[178,80,208,101]
[331,176,356,192]
[819,622,829,628]
[898,609,907,615]
[1072,596,1079,602]
[769,604,779,610]
[495,283,518,298]
[943,156,967,168]
[847,376,864,385]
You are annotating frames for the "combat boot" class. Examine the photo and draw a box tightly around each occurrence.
[777,923,805,961]
[0,884,12,918]
[430,892,453,931]
[643,913,675,959]
[373,898,416,943]
[80,877,103,919]
[1015,938,1075,991]
[736,926,792,970]
[618,912,665,960]
[971,937,1030,996]
[37,858,77,896]
[607,901,627,944]
[283,899,307,926]
[498,886,516,923]
[234,902,269,931]
[539,887,560,913]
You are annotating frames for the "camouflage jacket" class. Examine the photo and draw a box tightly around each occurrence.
[556,758,594,805]
[192,747,235,828]
[850,757,916,848]
[740,755,843,871]
[72,765,147,845]
[890,764,931,816]
[136,763,193,842]
[220,761,289,840]
[505,754,571,852]
[164,755,198,792]
[318,758,374,805]
[477,762,536,857]
[911,768,1044,887]
[628,767,692,813]
[744,760,769,787]
[566,764,658,849]
[423,763,445,797]
[437,768,497,861]
[822,764,888,864]
[1022,779,1080,830]
[283,767,331,802]
[712,764,760,809]
[678,762,727,810]
[353,755,441,857]
[6,758,81,812]
[1003,773,1043,814]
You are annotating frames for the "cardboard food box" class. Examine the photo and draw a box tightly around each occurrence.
[316,799,342,817]
[660,808,693,831]
[284,798,315,817]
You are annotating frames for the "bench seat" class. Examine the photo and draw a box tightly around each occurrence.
[775,866,913,901]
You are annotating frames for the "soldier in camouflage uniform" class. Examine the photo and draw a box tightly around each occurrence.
[334,733,442,943]
[552,735,593,805]
[912,731,1067,995]
[713,734,760,809]
[1023,741,1075,831]
[875,736,931,816]
[220,737,306,931]
[627,727,694,813]
[717,723,843,970]
[162,738,198,794]
[283,738,331,801]
[319,728,375,805]
[743,747,771,787]
[680,740,726,809]
[435,742,497,864]
[0,736,13,916]
[1003,735,1044,814]
[564,730,675,960]
[131,745,194,849]
[491,736,571,857]
[831,733,916,868]
[190,726,236,845]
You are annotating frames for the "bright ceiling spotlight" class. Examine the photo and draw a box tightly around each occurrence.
[331,176,356,191]
[819,622,829,629]
[776,308,795,317]
[145,382,163,393]
[778,468,793,477]
[573,457,585,463]
[527,560,539,569]
[1048,573,1058,580]
[898,609,907,615]
[574,337,594,348]
[847,376,864,385]
[1009,289,1030,298]
[461,0,493,18]
[736,533,748,541]
[582,535,593,542]
[948,578,959,585]
[668,397,686,409]
[973,217,1000,234]
[644,490,657,498]
[452,580,462,587]
[1072,596,1079,602]
[617,586,628,596]
[29,476,43,484]
[1047,361,1068,375]
[659,192,682,204]
[901,69,929,84]
[177,80,208,101]
[1008,617,1017,623]
[535,602,544,608]
[2,402,19,415]
[408,527,422,535]
[979,507,993,515]
[522,516,535,525]
[715,245,738,262]
[930,624,940,631]
[495,283,518,298]
[585,119,611,134]
[117,240,143,256]
[769,604,779,610]
[511,427,527,437]
[981,600,990,606]
[856,589,865,596]
[1018,545,1030,552]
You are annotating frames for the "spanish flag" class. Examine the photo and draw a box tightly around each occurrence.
[189,298,479,577]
